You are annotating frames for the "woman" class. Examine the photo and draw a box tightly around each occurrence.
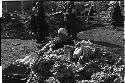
[30,1,38,35]
[39,28,74,52]
[15,28,74,65]
[111,1,124,28]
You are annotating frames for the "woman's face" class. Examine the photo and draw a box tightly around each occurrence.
[59,33,67,41]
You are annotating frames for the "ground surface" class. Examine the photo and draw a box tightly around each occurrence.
[1,39,39,69]
[1,27,124,70]
[78,26,124,47]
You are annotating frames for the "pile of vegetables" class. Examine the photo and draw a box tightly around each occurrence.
[21,40,124,83]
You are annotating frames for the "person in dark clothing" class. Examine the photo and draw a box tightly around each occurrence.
[65,2,85,40]
[36,1,49,43]
[66,5,80,40]
[30,1,38,35]
[111,1,124,28]
[88,5,97,21]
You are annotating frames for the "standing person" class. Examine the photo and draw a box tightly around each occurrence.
[30,1,38,36]
[88,2,97,21]
[36,1,49,43]
[111,1,124,28]
[65,2,79,40]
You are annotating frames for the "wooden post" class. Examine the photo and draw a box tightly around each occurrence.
[95,1,101,24]
[21,1,24,14]
[5,2,7,12]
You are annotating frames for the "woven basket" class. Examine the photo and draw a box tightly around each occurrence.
[2,64,30,83]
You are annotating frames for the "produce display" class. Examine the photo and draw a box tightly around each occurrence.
[3,40,123,83]
[2,1,124,83]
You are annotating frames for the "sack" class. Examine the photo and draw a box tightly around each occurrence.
[2,64,30,83]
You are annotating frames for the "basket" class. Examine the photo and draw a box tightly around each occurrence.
[2,64,30,83]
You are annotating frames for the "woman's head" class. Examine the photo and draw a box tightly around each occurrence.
[58,28,68,40]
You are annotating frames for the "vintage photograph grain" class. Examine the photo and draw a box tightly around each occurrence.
[1,1,124,83]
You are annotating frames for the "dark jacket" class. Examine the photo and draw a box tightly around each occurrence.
[112,3,124,27]
[52,37,74,50]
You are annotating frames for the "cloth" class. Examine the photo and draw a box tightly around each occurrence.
[52,37,74,50]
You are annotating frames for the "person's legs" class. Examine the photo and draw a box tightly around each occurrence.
[36,21,49,43]
[31,15,38,35]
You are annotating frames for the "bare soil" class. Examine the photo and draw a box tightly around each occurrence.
[1,39,39,69]
[1,27,124,70]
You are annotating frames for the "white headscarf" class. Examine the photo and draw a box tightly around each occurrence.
[58,28,68,36]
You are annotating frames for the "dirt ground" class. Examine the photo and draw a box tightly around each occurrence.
[78,27,124,47]
[1,27,124,70]
[1,39,39,69]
